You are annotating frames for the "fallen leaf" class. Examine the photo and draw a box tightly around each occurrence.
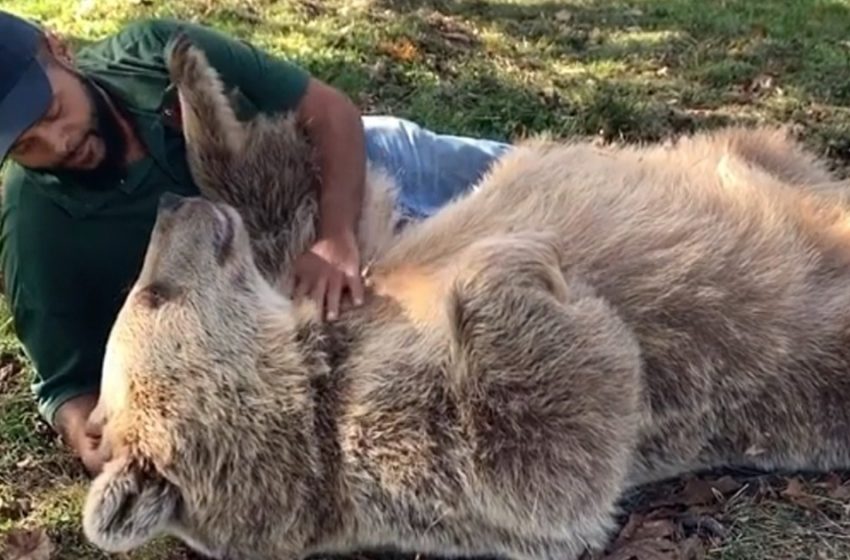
[632,519,678,541]
[440,31,475,45]
[0,363,15,386]
[678,478,720,505]
[710,475,743,494]
[367,60,388,80]
[674,476,743,506]
[604,510,685,560]
[604,537,679,560]
[783,477,806,497]
[424,11,478,47]
[781,477,819,510]
[2,528,54,560]
[819,472,850,500]
[611,513,646,545]
[740,73,777,97]
[378,38,420,62]
[679,535,706,560]
[679,512,727,539]
[751,23,767,38]
[555,9,572,22]
[753,74,774,90]
[830,484,850,500]
[643,506,683,520]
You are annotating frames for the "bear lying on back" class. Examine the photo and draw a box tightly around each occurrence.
[81,34,850,560]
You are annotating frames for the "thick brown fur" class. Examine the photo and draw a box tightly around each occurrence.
[164,32,402,294]
[83,35,850,560]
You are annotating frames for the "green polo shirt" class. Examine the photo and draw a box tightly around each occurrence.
[0,18,310,426]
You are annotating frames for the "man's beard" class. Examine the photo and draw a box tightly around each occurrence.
[59,76,129,187]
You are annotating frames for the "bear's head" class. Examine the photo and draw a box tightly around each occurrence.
[81,192,310,556]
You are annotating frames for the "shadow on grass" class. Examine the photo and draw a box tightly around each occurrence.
[374,0,850,104]
[369,0,850,165]
[298,41,730,144]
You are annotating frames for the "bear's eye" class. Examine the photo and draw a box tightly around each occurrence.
[135,281,179,310]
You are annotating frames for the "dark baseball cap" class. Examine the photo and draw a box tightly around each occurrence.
[0,11,52,162]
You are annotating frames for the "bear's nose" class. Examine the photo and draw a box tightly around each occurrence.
[158,191,186,212]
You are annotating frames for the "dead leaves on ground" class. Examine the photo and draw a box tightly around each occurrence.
[784,473,850,511]
[602,515,695,560]
[422,11,479,48]
[378,37,422,63]
[0,493,33,523]
[376,13,479,66]
[821,472,850,500]
[0,361,20,392]
[371,7,480,66]
[1,472,848,560]
[584,471,850,560]
[1,528,54,560]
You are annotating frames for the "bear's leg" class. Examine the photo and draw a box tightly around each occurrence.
[445,231,645,560]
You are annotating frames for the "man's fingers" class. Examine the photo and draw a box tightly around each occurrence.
[293,274,311,301]
[84,421,102,441]
[310,276,328,316]
[325,273,343,322]
[347,272,365,307]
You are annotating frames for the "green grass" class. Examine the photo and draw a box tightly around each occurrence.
[2,0,850,558]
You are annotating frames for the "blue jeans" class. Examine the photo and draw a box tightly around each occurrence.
[362,116,513,221]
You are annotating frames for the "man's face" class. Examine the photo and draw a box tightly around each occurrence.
[7,55,125,177]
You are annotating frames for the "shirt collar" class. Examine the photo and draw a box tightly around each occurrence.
[16,73,187,218]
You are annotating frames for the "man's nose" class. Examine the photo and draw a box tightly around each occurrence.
[51,126,74,153]
[51,130,75,159]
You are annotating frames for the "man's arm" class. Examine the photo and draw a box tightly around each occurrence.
[163,19,370,319]
[291,77,367,320]
[1,166,115,477]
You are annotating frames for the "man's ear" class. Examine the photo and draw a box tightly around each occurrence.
[82,456,179,553]
[42,29,74,66]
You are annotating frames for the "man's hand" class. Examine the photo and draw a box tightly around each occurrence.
[54,393,108,477]
[293,230,365,321]
[293,77,367,320]
[77,423,107,477]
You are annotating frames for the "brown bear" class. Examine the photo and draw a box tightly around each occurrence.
[81,33,850,560]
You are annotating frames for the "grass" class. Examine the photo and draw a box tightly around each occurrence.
[1,0,850,558]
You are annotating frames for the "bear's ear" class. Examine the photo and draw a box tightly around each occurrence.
[82,456,180,553]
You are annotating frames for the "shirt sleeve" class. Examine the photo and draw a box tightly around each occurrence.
[12,305,106,425]
[153,18,312,114]
[0,169,110,427]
